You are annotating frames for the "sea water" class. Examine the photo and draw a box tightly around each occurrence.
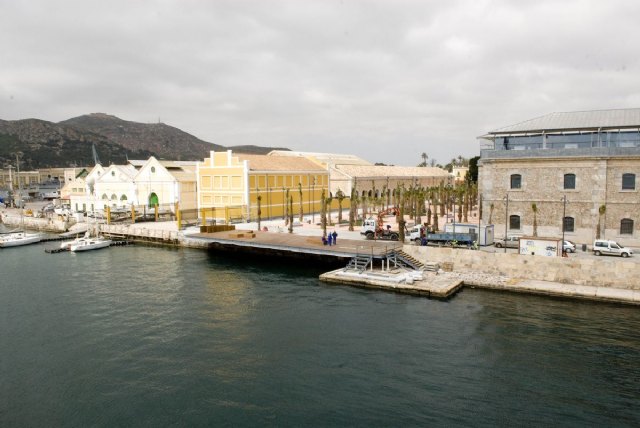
[1,244,639,426]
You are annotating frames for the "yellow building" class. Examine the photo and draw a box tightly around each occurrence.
[198,150,329,223]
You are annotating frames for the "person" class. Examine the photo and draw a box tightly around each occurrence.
[327,233,332,246]
[331,230,338,245]
[322,235,327,245]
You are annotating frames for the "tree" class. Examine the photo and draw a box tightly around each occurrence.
[597,204,606,239]
[321,189,327,237]
[488,203,495,224]
[532,203,538,237]
[348,187,357,231]
[418,152,428,167]
[398,187,406,242]
[284,188,290,226]
[326,192,333,226]
[298,183,303,222]
[468,156,480,183]
[336,189,345,224]
[257,193,262,230]
[288,195,294,233]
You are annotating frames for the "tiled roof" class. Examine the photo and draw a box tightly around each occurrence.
[334,164,450,178]
[483,108,640,136]
[268,150,372,165]
[237,154,326,172]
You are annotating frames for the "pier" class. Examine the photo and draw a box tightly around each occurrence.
[189,230,404,265]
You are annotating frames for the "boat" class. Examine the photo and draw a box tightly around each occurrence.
[70,236,112,252]
[60,231,91,250]
[0,155,42,248]
[0,231,42,248]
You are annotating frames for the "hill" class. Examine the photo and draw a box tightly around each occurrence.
[0,113,288,169]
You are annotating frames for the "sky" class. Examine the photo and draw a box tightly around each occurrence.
[1,0,639,166]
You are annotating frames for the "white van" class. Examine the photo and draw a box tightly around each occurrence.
[592,240,633,257]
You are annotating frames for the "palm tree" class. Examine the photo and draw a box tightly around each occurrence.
[326,193,333,226]
[597,204,606,239]
[257,193,262,230]
[284,188,290,226]
[298,183,303,222]
[532,203,538,237]
[336,190,345,224]
[348,187,357,232]
[398,187,406,242]
[321,189,327,237]
[288,195,294,233]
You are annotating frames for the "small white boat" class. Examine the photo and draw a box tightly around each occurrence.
[0,232,42,248]
[70,237,112,252]
[60,232,91,250]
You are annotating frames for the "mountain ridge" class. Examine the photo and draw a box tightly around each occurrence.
[0,113,289,169]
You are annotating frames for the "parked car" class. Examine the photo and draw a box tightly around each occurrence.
[495,235,520,248]
[592,239,633,257]
[563,240,576,253]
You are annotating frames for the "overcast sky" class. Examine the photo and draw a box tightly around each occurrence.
[1,0,639,166]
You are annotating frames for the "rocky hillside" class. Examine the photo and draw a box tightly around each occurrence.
[0,113,288,169]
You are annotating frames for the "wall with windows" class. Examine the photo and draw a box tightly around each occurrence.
[198,151,331,223]
[479,156,640,246]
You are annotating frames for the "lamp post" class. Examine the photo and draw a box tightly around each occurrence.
[561,195,567,256]
[477,193,482,249]
[503,193,509,253]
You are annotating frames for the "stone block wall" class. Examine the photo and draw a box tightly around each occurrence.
[403,245,640,290]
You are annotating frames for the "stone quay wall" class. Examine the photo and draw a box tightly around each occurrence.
[0,211,69,232]
[403,246,640,290]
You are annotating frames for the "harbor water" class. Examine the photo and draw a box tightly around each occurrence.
[1,242,639,426]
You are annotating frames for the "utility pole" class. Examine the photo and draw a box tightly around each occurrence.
[561,195,567,256]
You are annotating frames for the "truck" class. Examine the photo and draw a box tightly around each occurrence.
[360,207,401,241]
[443,223,494,246]
[408,225,476,247]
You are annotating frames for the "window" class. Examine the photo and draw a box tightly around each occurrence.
[509,215,520,230]
[620,218,634,234]
[510,174,522,189]
[120,195,128,201]
[564,174,576,190]
[563,216,575,232]
[151,166,156,173]
[622,173,636,190]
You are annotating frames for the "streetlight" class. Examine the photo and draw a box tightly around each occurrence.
[503,193,509,253]
[561,195,567,256]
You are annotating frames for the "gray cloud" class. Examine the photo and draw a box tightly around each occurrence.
[1,0,639,166]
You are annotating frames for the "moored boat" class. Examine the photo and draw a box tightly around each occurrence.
[69,237,112,252]
[0,232,42,248]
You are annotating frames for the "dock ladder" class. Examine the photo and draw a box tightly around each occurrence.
[344,255,373,272]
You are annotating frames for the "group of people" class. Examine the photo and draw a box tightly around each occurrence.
[322,230,338,246]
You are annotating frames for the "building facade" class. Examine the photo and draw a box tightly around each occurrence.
[197,150,329,223]
[479,108,640,246]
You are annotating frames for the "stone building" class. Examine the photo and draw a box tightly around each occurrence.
[479,108,640,247]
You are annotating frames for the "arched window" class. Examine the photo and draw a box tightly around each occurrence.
[101,193,108,200]
[509,215,520,230]
[151,166,156,173]
[510,174,522,189]
[622,173,636,190]
[111,194,117,200]
[563,216,575,232]
[120,195,128,201]
[620,218,634,234]
[564,173,576,189]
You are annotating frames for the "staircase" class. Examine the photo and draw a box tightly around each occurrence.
[392,250,439,272]
[344,255,373,272]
